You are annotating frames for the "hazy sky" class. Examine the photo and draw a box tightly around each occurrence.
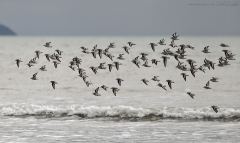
[0,0,240,36]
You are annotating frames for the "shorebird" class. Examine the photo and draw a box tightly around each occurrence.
[45,54,51,62]
[107,64,114,72]
[152,76,160,82]
[117,54,125,60]
[116,78,124,86]
[111,87,120,96]
[122,46,130,54]
[69,65,75,71]
[93,87,101,96]
[31,72,38,80]
[158,39,166,45]
[127,42,136,47]
[107,53,114,61]
[27,62,34,67]
[101,85,108,91]
[190,69,197,77]
[53,61,59,68]
[157,83,167,91]
[198,66,206,73]
[211,106,219,113]
[92,45,98,51]
[114,62,122,70]
[171,32,179,40]
[15,59,23,68]
[55,49,63,55]
[187,45,194,50]
[35,50,42,59]
[161,56,170,67]
[50,81,57,89]
[143,60,151,67]
[108,42,115,48]
[210,77,219,82]
[203,81,211,89]
[151,59,160,65]
[141,78,149,85]
[174,54,180,62]
[91,50,97,58]
[90,67,98,74]
[55,54,61,62]
[85,81,92,87]
[40,65,47,71]
[187,92,195,99]
[98,62,107,69]
[44,42,52,48]
[169,40,178,48]
[97,49,103,59]
[180,73,189,81]
[202,46,210,53]
[149,43,158,52]
[220,43,229,47]
[166,80,174,89]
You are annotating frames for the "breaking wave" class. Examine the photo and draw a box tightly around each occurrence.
[0,104,239,121]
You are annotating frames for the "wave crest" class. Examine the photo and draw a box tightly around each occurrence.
[0,104,239,120]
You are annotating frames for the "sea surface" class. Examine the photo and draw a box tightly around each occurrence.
[0,36,240,142]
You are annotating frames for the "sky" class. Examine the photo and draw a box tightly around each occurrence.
[0,0,240,36]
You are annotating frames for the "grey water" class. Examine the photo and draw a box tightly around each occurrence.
[0,36,239,142]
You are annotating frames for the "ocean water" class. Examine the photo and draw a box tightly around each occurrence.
[0,36,240,142]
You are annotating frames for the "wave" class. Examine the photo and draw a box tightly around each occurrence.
[0,104,239,121]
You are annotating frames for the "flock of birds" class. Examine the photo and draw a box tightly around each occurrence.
[15,33,236,113]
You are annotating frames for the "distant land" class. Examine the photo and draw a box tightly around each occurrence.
[0,24,16,35]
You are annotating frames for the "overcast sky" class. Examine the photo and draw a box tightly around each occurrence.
[0,0,240,36]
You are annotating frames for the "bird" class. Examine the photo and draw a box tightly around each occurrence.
[111,87,120,96]
[35,50,42,59]
[210,77,219,82]
[85,81,92,87]
[198,66,206,73]
[116,78,124,86]
[44,42,52,48]
[149,43,158,52]
[141,78,149,85]
[27,62,34,67]
[202,46,210,53]
[114,62,122,70]
[171,32,179,40]
[187,92,195,99]
[152,76,160,82]
[169,40,178,48]
[190,69,197,77]
[117,54,125,60]
[97,49,103,59]
[157,83,167,91]
[101,85,108,91]
[220,43,229,47]
[31,72,38,80]
[143,60,151,67]
[127,42,136,47]
[158,39,166,45]
[108,64,114,72]
[50,81,57,89]
[53,61,60,68]
[93,87,101,96]
[40,65,47,71]
[91,50,97,58]
[98,62,106,69]
[45,54,51,62]
[122,46,130,54]
[90,67,98,74]
[166,80,174,89]
[15,59,23,68]
[55,49,63,55]
[180,73,189,81]
[108,42,115,48]
[161,56,170,67]
[203,81,211,89]
[151,59,160,65]
[211,106,219,113]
